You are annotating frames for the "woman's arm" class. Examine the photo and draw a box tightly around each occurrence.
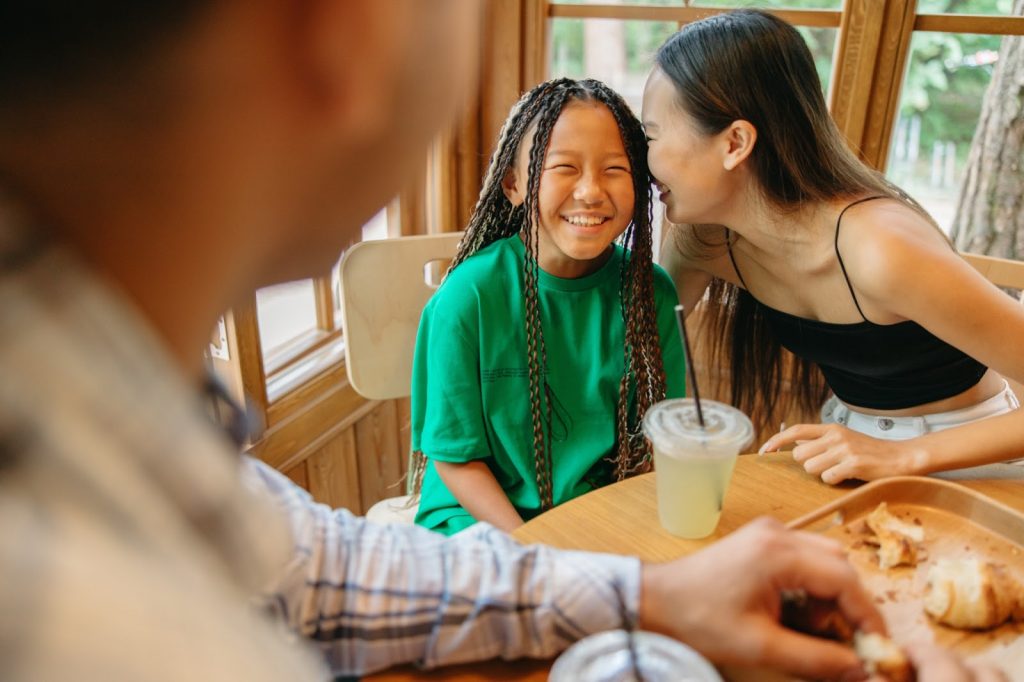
[763,206,1024,481]
[434,460,525,533]
[763,409,1024,483]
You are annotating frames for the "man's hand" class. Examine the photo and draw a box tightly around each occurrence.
[639,517,884,680]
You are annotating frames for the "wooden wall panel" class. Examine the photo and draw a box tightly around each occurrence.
[249,379,374,472]
[355,401,406,509]
[396,397,412,478]
[307,427,363,512]
[283,461,309,490]
[829,0,917,168]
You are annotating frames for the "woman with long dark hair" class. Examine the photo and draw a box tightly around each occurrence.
[646,10,1024,484]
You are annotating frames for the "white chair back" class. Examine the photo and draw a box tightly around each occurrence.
[339,232,463,400]
[962,252,1024,294]
[962,252,1024,401]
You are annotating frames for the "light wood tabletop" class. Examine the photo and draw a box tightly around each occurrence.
[364,453,1024,681]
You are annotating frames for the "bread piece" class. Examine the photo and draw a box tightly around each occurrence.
[854,631,915,682]
[924,558,1024,630]
[864,503,922,569]
[780,592,854,642]
[874,528,919,570]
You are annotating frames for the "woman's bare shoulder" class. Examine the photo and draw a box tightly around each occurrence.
[837,198,963,297]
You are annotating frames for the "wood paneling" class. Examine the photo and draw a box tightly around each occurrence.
[355,401,406,510]
[283,461,309,490]
[266,362,349,427]
[830,0,918,169]
[396,397,412,478]
[253,394,411,513]
[914,13,1024,34]
[214,299,269,441]
[313,277,336,332]
[523,0,550,89]
[307,427,363,512]
[548,3,842,28]
[248,377,375,472]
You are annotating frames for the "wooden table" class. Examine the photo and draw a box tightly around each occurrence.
[366,454,1024,680]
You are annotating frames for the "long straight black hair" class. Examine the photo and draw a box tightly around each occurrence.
[656,10,932,429]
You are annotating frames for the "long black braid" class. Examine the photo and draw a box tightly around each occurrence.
[411,78,667,510]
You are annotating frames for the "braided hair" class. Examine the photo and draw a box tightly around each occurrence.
[411,78,667,510]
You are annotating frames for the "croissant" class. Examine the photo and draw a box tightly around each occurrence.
[854,631,915,682]
[924,558,1024,630]
[866,502,925,543]
[864,502,923,569]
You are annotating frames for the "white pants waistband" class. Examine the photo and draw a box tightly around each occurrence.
[820,381,1020,441]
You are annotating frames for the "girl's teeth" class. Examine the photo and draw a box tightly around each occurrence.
[565,216,605,226]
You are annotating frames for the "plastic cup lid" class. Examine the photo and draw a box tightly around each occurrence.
[549,630,723,682]
[642,398,753,454]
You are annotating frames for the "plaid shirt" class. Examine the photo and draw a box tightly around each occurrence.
[0,194,640,680]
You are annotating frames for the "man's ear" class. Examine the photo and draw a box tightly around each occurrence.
[501,167,526,207]
[722,120,757,171]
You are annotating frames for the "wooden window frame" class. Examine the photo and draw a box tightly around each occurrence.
[212,193,420,442]
[542,2,1024,171]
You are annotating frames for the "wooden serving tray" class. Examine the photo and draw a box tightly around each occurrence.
[787,476,1024,679]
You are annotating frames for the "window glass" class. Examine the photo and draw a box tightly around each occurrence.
[550,12,836,257]
[916,0,1013,15]
[885,31,1004,235]
[258,208,392,361]
[256,279,318,358]
[551,18,677,110]
[361,207,390,241]
[332,208,391,317]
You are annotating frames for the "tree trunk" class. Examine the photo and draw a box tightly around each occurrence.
[949,0,1024,259]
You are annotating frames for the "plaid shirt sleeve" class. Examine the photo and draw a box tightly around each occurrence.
[243,457,641,677]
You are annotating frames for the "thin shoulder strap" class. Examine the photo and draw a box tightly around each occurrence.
[724,227,751,291]
[834,195,888,323]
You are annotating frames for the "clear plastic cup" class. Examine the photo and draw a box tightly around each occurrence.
[549,630,723,682]
[642,398,754,539]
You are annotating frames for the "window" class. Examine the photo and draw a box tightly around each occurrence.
[547,1,841,257]
[249,205,398,401]
[885,31,1005,234]
[917,0,1013,13]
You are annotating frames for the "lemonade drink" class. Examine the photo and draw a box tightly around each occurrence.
[643,399,754,539]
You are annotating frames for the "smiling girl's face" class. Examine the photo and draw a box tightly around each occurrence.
[503,100,635,279]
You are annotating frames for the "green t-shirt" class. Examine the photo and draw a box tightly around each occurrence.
[412,235,686,535]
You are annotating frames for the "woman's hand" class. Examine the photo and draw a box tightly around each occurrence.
[759,423,923,485]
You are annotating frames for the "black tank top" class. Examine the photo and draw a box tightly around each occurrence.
[726,196,987,410]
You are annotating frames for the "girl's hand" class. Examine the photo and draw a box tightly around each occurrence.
[759,424,922,485]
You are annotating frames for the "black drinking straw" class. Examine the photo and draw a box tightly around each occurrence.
[674,304,705,428]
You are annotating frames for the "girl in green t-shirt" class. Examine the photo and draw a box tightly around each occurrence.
[411,78,687,536]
